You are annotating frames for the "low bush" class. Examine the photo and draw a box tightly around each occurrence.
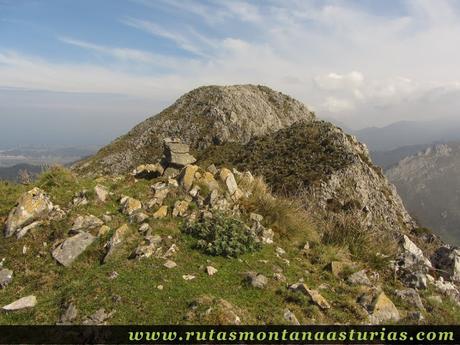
[182,214,260,257]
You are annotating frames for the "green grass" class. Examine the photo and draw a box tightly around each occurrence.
[1,166,460,325]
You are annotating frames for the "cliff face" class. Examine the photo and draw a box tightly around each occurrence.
[74,85,314,175]
[387,143,460,245]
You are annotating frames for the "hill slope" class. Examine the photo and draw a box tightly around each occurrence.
[74,85,314,175]
[387,143,460,245]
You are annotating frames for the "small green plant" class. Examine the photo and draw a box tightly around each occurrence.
[182,214,260,257]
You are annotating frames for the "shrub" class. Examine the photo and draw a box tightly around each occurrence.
[182,214,260,257]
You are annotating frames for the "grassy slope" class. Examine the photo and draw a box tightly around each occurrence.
[0,168,459,325]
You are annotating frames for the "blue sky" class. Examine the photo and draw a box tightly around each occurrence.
[1,0,460,147]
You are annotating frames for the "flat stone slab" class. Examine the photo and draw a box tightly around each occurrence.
[52,232,96,267]
[2,295,37,311]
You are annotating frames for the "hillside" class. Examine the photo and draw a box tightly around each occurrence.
[1,85,460,325]
[0,164,42,182]
[74,85,314,176]
[387,143,460,245]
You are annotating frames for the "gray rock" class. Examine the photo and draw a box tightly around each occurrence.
[52,232,96,267]
[347,270,372,286]
[0,268,13,288]
[207,164,218,175]
[103,224,129,263]
[206,266,218,276]
[395,288,425,311]
[431,246,460,282]
[83,308,113,325]
[5,187,53,238]
[2,295,37,311]
[94,185,109,202]
[58,302,78,325]
[283,309,300,325]
[164,260,177,269]
[129,212,149,224]
[70,215,103,233]
[164,141,197,167]
[245,272,268,289]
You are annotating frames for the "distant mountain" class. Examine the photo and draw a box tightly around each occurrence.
[353,119,460,151]
[0,163,42,182]
[386,143,460,245]
[370,144,433,170]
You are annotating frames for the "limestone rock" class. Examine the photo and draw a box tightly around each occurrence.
[102,224,129,263]
[431,246,460,282]
[94,185,109,202]
[395,288,425,311]
[179,165,199,191]
[164,141,196,167]
[129,212,149,224]
[172,200,189,217]
[219,168,238,195]
[83,308,113,325]
[206,266,218,276]
[120,196,142,216]
[2,295,37,311]
[71,191,88,207]
[130,235,163,259]
[58,302,78,325]
[207,164,218,175]
[183,274,196,281]
[368,292,400,324]
[15,220,43,239]
[347,270,372,286]
[0,268,13,288]
[245,272,268,289]
[4,187,53,238]
[289,283,331,310]
[328,261,347,277]
[70,215,103,233]
[153,206,168,219]
[132,163,164,179]
[164,260,177,269]
[97,225,111,237]
[52,232,96,267]
[283,309,300,325]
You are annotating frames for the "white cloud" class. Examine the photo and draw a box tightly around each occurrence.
[3,0,460,131]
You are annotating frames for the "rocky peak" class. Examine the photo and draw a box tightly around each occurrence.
[74,84,315,175]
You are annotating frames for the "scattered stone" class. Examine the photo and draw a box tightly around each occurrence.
[162,244,179,258]
[139,223,151,234]
[164,141,196,167]
[207,164,218,175]
[108,271,119,280]
[250,213,264,223]
[168,178,179,188]
[283,309,300,325]
[153,205,168,219]
[276,247,286,256]
[52,232,96,267]
[0,268,13,288]
[206,189,220,208]
[164,260,177,269]
[347,270,372,286]
[97,225,111,237]
[71,190,88,207]
[102,214,112,223]
[150,183,170,206]
[22,245,27,254]
[102,224,129,263]
[179,165,199,191]
[433,277,460,304]
[368,292,400,324]
[189,185,201,198]
[172,200,189,217]
[132,163,164,179]
[400,235,432,268]
[2,295,37,311]
[431,246,460,282]
[183,274,196,281]
[16,221,43,239]
[70,215,103,233]
[120,196,142,216]
[406,311,424,323]
[206,266,218,276]
[219,168,239,195]
[157,285,164,290]
[199,172,220,191]
[245,272,268,289]
[82,308,113,325]
[4,187,53,238]
[163,167,180,178]
[58,302,78,325]
[129,212,149,224]
[273,272,286,282]
[94,185,109,202]
[289,283,331,310]
[327,261,347,277]
[395,288,425,311]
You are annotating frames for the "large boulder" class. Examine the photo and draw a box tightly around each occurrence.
[4,187,54,238]
[164,141,196,167]
[52,232,96,267]
[431,246,460,282]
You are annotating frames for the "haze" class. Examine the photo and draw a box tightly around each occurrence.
[2,0,460,147]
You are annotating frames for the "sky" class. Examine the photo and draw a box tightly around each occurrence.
[1,0,460,147]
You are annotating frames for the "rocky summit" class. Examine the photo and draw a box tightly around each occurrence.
[1,85,460,325]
